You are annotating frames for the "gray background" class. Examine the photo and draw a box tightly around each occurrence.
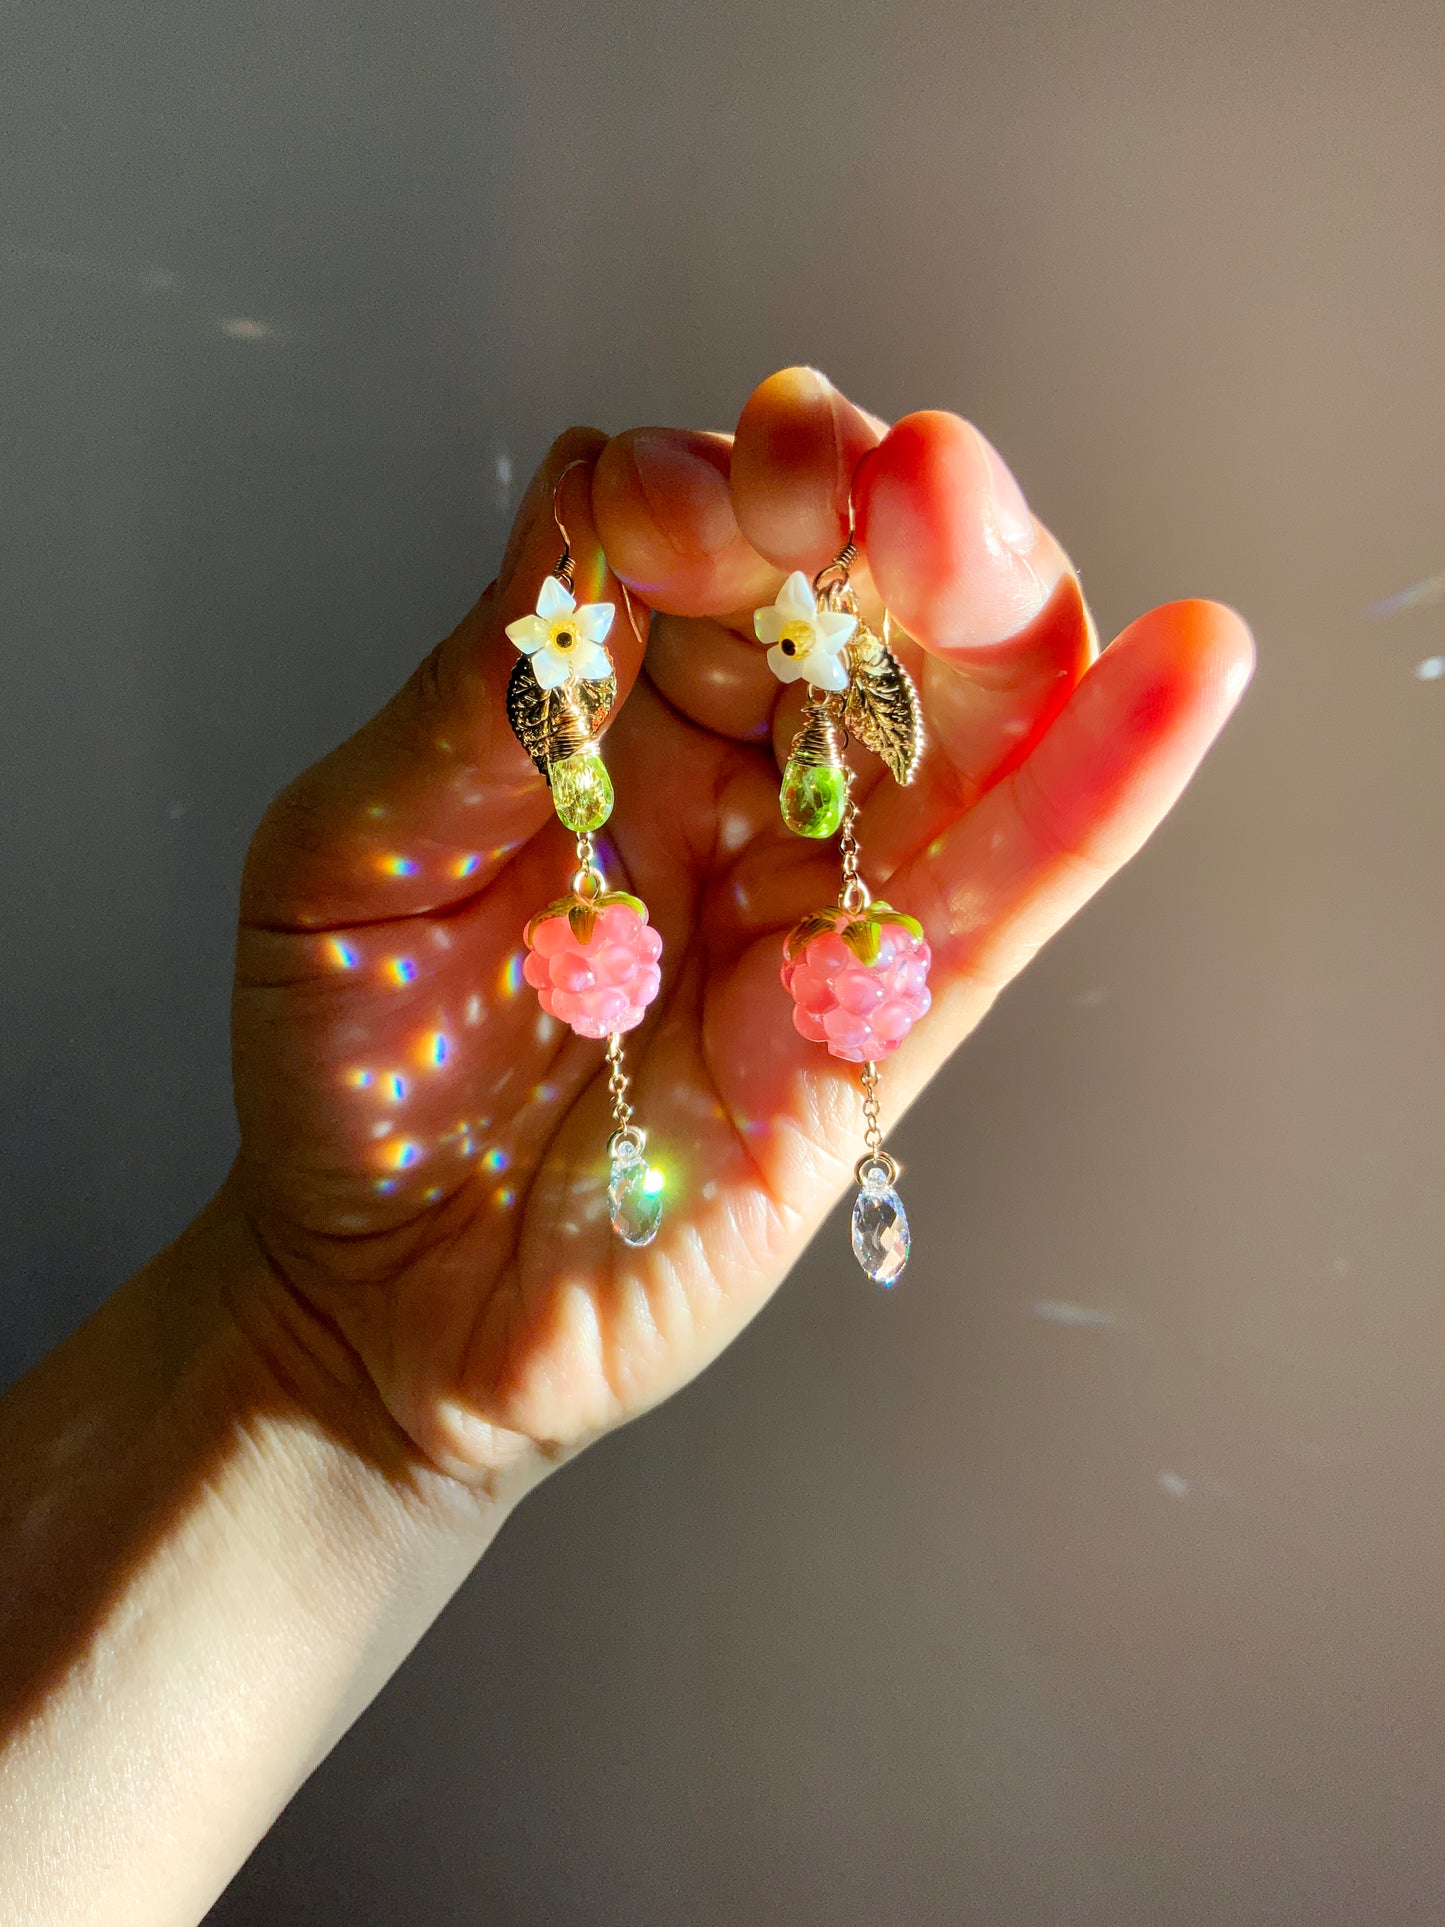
[4,0,1444,1921]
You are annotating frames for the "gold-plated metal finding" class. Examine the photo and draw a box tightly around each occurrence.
[837,795,870,914]
[788,694,848,772]
[808,516,924,788]
[813,539,858,601]
[843,610,923,786]
[505,661,617,779]
[550,456,592,589]
[504,457,625,786]
[858,1062,889,1164]
[605,1032,638,1139]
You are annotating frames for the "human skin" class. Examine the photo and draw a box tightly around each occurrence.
[0,368,1254,1925]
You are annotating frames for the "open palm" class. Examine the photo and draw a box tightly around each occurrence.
[229,368,1251,1482]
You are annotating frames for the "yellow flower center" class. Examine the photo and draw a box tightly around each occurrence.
[549,623,578,653]
[777,621,813,659]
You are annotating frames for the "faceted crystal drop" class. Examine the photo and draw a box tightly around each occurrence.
[608,1141,664,1246]
[551,750,614,834]
[851,1178,910,1285]
[780,757,847,839]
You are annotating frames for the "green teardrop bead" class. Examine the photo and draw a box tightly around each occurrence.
[550,750,614,833]
[780,758,846,838]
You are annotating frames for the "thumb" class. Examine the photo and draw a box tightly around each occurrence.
[241,428,649,930]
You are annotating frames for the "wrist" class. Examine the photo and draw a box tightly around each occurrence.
[144,1191,542,1563]
[0,1197,530,1925]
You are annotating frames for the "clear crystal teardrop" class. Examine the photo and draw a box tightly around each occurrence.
[608,1137,663,1247]
[851,1172,910,1285]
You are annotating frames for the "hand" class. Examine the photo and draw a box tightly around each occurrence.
[229,367,1252,1485]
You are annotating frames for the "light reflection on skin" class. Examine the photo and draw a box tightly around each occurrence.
[498,951,525,999]
[380,854,419,877]
[313,884,580,1229]
[454,854,480,879]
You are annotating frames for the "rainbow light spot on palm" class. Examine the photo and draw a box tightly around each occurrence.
[329,939,359,969]
[498,950,525,998]
[453,853,480,879]
[388,1139,422,1170]
[380,854,418,877]
[347,1068,373,1090]
[482,1146,509,1174]
[388,957,417,986]
[421,1031,447,1068]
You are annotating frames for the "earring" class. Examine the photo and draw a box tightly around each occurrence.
[505,461,665,1247]
[754,519,929,1285]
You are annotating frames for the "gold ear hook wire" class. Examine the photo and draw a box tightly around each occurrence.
[812,466,862,605]
[550,453,647,652]
[550,456,592,589]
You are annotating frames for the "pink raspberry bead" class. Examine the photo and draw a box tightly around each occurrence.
[523,898,663,1041]
[781,915,931,1063]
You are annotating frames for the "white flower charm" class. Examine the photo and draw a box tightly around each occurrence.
[506,576,615,690]
[754,571,858,692]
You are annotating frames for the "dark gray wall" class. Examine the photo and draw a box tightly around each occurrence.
[4,2,1444,1921]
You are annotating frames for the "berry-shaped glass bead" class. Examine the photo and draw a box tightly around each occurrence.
[523,891,663,1040]
[780,901,931,1064]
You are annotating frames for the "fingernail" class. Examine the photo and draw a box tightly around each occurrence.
[625,428,739,556]
[975,428,1036,551]
[794,365,834,399]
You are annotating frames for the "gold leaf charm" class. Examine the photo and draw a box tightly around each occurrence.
[843,623,923,786]
[506,656,617,780]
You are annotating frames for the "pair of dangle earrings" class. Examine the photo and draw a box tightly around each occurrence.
[502,464,930,1285]
[505,462,665,1248]
[754,527,930,1286]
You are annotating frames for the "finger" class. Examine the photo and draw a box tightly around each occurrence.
[899,598,1255,1001]
[729,365,884,571]
[730,391,1093,827]
[643,611,779,743]
[601,369,881,740]
[834,412,1096,879]
[706,599,1254,1217]
[856,410,1086,679]
[241,430,648,930]
[591,427,778,619]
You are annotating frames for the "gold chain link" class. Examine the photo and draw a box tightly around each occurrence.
[838,796,868,913]
[859,1060,883,1159]
[606,1032,635,1134]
